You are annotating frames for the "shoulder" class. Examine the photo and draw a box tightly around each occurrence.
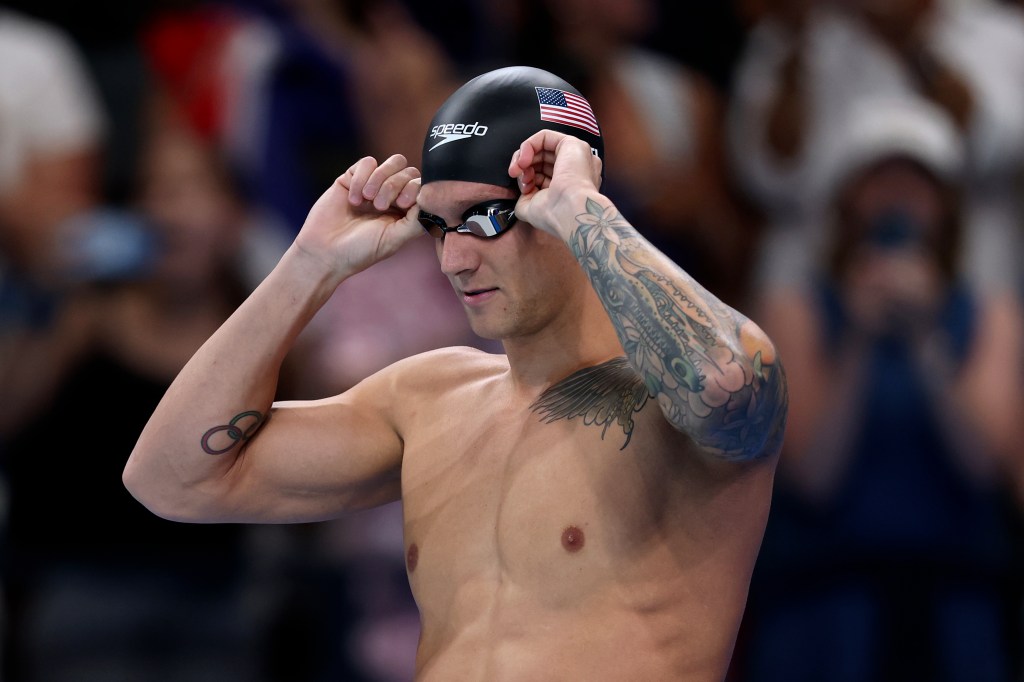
[310,346,506,434]
[357,346,507,437]
[365,346,508,397]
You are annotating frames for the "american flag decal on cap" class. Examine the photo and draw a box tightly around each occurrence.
[535,87,601,137]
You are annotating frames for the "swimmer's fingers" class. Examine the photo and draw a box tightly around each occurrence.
[509,129,567,173]
[298,159,424,277]
[359,154,416,209]
[509,131,564,186]
[370,164,421,212]
[375,195,428,254]
[342,154,418,211]
[360,156,424,245]
[342,156,380,206]
[533,155,558,191]
[512,146,554,193]
[394,176,422,211]
[511,131,599,193]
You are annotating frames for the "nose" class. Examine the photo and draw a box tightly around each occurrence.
[437,231,481,278]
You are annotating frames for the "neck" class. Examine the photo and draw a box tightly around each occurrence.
[500,286,623,396]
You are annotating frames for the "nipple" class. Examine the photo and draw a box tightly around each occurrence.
[407,543,419,572]
[561,525,585,553]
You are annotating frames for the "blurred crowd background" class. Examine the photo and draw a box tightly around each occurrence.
[0,0,1023,680]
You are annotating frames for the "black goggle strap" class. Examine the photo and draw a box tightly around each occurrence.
[419,200,517,238]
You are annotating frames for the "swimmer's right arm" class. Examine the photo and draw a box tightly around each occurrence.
[123,155,424,524]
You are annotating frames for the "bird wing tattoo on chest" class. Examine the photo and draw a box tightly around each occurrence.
[530,356,653,449]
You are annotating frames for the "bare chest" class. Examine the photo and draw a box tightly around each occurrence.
[399,391,684,620]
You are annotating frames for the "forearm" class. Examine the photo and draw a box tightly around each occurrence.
[548,191,787,460]
[123,244,344,519]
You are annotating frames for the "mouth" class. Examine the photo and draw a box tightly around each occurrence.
[461,287,499,305]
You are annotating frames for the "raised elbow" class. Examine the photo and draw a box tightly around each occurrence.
[122,457,176,522]
[122,449,210,523]
[671,336,789,463]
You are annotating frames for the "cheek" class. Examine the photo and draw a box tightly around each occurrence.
[493,228,582,303]
[520,254,583,318]
[546,245,587,291]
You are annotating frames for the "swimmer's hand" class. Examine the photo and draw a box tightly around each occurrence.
[295,154,424,278]
[507,130,603,240]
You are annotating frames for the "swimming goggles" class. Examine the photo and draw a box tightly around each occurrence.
[418,199,518,239]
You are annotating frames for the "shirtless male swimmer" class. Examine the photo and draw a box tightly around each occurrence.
[124,66,788,681]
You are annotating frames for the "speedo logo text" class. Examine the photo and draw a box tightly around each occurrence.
[428,121,489,151]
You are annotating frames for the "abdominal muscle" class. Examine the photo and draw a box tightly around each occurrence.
[412,573,722,682]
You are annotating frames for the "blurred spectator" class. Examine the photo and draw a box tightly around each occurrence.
[736,97,1024,681]
[0,8,106,438]
[0,9,106,675]
[140,1,308,227]
[729,0,1024,298]
[286,0,457,162]
[1,108,284,680]
[140,0,458,236]
[510,0,757,303]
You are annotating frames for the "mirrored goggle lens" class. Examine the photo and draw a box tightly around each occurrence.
[419,215,447,238]
[418,203,517,239]
[463,211,515,237]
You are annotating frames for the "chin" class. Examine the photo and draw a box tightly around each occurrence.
[467,317,512,341]
[464,305,522,340]
[471,313,552,343]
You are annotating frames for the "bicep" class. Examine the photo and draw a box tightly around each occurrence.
[216,389,403,523]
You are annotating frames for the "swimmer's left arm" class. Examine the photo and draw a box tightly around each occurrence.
[510,132,787,462]
[564,197,788,461]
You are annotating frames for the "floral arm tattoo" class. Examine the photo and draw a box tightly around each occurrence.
[569,199,788,461]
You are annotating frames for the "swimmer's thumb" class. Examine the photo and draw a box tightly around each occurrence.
[386,204,428,249]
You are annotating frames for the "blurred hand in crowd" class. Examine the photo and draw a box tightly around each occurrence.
[838,159,947,340]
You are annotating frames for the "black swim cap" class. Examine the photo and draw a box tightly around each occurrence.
[421,66,604,191]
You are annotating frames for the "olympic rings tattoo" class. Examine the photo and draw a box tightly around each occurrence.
[200,410,266,455]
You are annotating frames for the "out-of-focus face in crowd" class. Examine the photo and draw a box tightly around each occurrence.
[846,158,946,250]
[137,127,242,294]
[833,157,958,336]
